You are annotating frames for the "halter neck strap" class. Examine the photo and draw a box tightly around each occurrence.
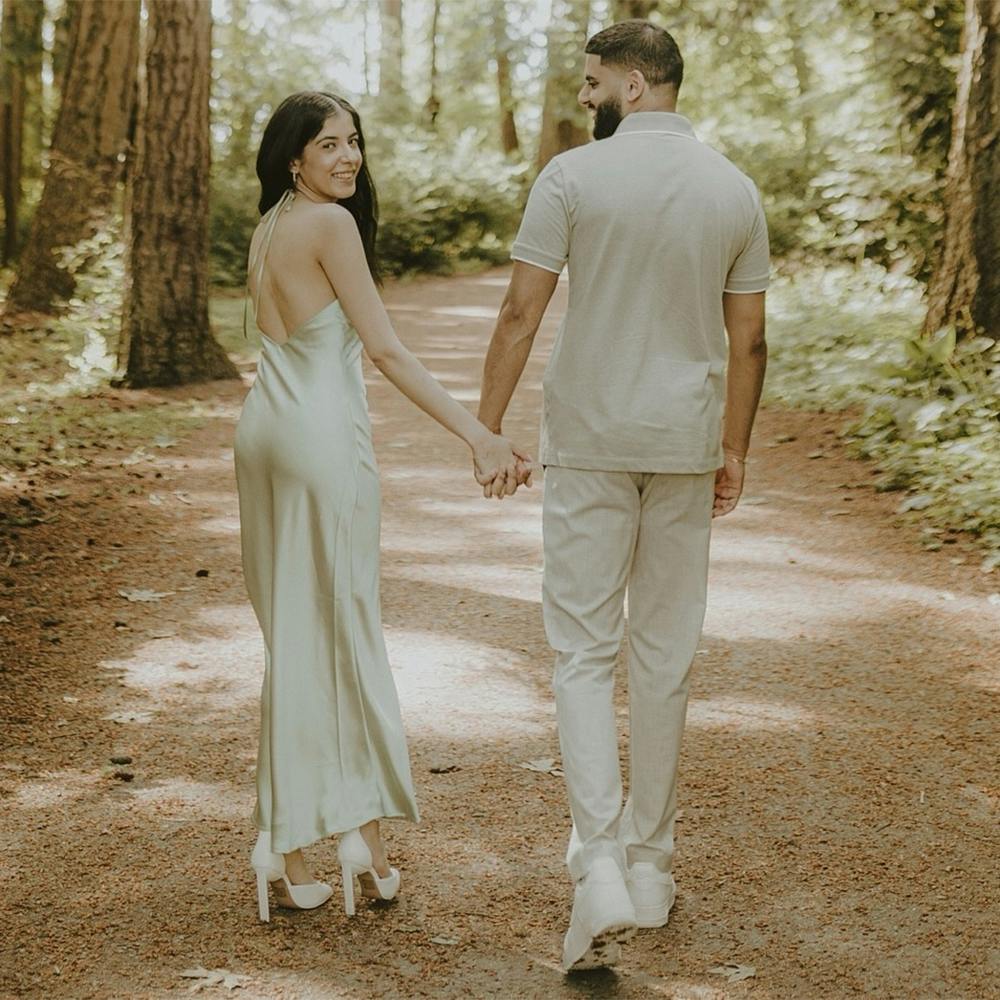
[243,188,295,339]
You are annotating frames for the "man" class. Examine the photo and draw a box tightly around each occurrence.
[478,19,769,972]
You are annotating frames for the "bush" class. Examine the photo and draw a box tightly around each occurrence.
[369,128,528,276]
[766,268,1000,570]
[209,126,529,285]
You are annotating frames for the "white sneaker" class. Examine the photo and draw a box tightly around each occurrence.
[561,857,638,972]
[626,862,676,928]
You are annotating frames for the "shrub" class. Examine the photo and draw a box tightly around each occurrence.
[766,268,1000,570]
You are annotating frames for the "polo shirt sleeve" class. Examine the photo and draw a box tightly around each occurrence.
[724,193,770,293]
[511,160,569,274]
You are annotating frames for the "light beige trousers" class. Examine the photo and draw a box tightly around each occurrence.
[542,466,715,881]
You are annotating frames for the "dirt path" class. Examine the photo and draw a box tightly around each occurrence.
[1,269,997,1000]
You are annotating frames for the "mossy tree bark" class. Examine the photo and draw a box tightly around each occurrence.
[923,0,1000,340]
[117,0,237,387]
[4,0,138,314]
[0,0,44,265]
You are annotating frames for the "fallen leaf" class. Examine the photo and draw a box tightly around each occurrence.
[806,451,825,459]
[987,593,1000,606]
[148,493,164,506]
[180,966,249,992]
[150,629,176,639]
[118,588,174,602]
[121,447,149,466]
[430,935,459,946]
[518,758,564,776]
[709,962,756,983]
[429,764,460,774]
[172,491,192,505]
[740,496,768,506]
[154,435,179,448]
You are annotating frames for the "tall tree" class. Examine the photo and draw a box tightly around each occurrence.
[117,0,237,386]
[3,0,138,315]
[492,0,520,155]
[379,0,404,110]
[0,0,43,265]
[537,0,591,171]
[424,0,441,127]
[611,0,657,18]
[923,0,1000,340]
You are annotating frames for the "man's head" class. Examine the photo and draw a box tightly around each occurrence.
[579,19,684,139]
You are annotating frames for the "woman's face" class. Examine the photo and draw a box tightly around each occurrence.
[292,109,363,202]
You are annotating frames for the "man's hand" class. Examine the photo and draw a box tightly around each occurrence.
[478,444,536,499]
[713,453,746,517]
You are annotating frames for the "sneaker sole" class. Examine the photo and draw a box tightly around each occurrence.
[634,907,670,928]
[565,922,637,972]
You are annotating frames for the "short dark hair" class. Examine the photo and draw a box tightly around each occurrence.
[585,19,683,93]
[256,91,381,283]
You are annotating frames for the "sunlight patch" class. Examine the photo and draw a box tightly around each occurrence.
[687,696,814,730]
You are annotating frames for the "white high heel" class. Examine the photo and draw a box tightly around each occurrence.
[337,828,401,916]
[250,831,333,922]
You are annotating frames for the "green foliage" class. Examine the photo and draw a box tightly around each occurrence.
[0,230,204,471]
[46,226,124,390]
[209,171,258,288]
[767,268,1000,570]
[370,129,529,276]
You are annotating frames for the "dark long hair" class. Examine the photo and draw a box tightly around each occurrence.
[255,91,381,283]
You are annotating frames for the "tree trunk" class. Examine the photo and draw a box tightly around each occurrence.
[1,0,46,265]
[537,0,591,172]
[3,0,138,315]
[117,0,237,387]
[923,0,1000,340]
[423,0,440,128]
[492,0,520,155]
[611,0,657,19]
[379,0,404,107]
[785,0,815,176]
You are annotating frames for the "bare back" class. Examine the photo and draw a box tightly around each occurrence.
[248,195,342,344]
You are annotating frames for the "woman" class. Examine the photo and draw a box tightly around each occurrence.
[235,91,525,922]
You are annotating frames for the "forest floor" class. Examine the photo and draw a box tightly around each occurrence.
[1,268,998,1000]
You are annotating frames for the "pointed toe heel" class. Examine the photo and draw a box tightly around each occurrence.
[337,828,400,916]
[250,832,332,922]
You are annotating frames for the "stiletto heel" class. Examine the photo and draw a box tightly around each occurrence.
[256,868,271,922]
[341,863,356,916]
[337,828,400,916]
[250,831,333,922]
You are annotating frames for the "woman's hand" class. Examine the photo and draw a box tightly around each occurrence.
[472,432,519,499]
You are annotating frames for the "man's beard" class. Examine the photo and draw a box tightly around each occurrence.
[592,96,623,140]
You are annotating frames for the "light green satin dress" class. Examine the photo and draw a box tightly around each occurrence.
[234,192,419,854]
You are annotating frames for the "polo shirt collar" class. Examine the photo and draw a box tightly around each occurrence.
[614,111,697,140]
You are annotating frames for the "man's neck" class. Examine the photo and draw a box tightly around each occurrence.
[624,97,678,116]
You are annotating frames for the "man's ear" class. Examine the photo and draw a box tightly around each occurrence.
[625,69,646,101]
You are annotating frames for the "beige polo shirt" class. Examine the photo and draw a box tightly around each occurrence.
[512,111,769,473]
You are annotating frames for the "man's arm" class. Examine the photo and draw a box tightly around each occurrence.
[714,291,767,517]
[478,261,559,434]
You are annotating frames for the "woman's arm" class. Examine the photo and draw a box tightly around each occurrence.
[313,205,520,496]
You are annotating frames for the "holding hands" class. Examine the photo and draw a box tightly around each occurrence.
[472,431,535,499]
